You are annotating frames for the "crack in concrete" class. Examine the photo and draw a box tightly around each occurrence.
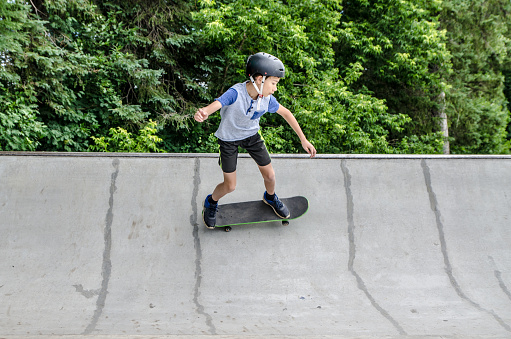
[421,159,510,332]
[495,270,511,303]
[73,284,100,299]
[489,256,511,303]
[83,158,119,335]
[341,160,406,335]
[488,255,511,300]
[190,158,216,335]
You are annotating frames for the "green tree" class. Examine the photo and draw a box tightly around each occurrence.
[1,1,47,150]
[440,0,511,153]
[3,0,509,154]
[89,120,164,152]
[335,0,451,152]
[191,0,426,154]
[1,0,195,152]
[91,0,202,135]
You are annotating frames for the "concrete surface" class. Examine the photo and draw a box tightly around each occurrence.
[0,153,510,338]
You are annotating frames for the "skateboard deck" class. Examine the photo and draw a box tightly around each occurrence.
[213,196,308,232]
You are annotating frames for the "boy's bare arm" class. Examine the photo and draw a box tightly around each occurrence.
[276,105,317,158]
[194,100,222,122]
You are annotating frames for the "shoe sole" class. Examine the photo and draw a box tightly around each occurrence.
[263,199,290,219]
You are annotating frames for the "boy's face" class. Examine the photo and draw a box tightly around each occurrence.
[255,75,280,97]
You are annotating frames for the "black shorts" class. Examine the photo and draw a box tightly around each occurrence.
[218,133,271,173]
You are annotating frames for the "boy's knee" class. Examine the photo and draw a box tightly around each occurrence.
[263,171,276,183]
[224,181,236,193]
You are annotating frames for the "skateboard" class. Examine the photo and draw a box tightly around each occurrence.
[212,196,309,232]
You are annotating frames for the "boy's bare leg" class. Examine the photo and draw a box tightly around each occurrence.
[211,171,237,202]
[258,163,276,195]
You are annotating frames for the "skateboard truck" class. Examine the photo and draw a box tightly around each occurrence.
[224,219,290,232]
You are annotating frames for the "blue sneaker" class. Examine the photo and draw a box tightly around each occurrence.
[263,192,290,219]
[203,195,218,229]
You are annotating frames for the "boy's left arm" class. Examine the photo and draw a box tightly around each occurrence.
[276,105,317,158]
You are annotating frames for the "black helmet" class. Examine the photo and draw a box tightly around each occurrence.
[246,52,285,78]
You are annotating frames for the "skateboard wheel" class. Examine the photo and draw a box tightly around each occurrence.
[282,220,289,226]
[224,226,232,232]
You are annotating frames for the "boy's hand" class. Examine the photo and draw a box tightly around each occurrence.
[194,101,222,122]
[302,140,317,158]
[194,108,209,123]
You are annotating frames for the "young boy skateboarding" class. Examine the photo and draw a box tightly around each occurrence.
[194,52,316,229]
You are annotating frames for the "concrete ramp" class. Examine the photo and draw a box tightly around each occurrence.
[1,153,510,338]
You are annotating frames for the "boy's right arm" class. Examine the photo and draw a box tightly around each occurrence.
[194,101,222,123]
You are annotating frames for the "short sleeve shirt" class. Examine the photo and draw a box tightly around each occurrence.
[214,82,280,142]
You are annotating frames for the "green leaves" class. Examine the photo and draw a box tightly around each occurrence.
[1,0,193,152]
[194,0,440,154]
[1,1,46,151]
[287,70,412,154]
[1,0,509,154]
[440,0,511,153]
[89,120,164,153]
[0,88,45,151]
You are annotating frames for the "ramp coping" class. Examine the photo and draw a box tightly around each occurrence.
[1,151,510,159]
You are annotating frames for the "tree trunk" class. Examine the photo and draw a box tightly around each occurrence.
[438,91,450,154]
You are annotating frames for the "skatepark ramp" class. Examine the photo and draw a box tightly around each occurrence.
[1,153,510,338]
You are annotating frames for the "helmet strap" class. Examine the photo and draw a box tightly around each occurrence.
[250,75,266,110]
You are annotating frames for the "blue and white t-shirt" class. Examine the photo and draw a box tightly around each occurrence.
[214,82,280,142]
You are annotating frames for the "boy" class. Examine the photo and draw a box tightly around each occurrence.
[194,52,316,229]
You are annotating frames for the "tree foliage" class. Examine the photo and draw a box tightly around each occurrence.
[1,0,48,150]
[1,0,510,154]
[440,0,511,153]
[192,0,436,154]
[336,0,451,146]
[1,0,193,151]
